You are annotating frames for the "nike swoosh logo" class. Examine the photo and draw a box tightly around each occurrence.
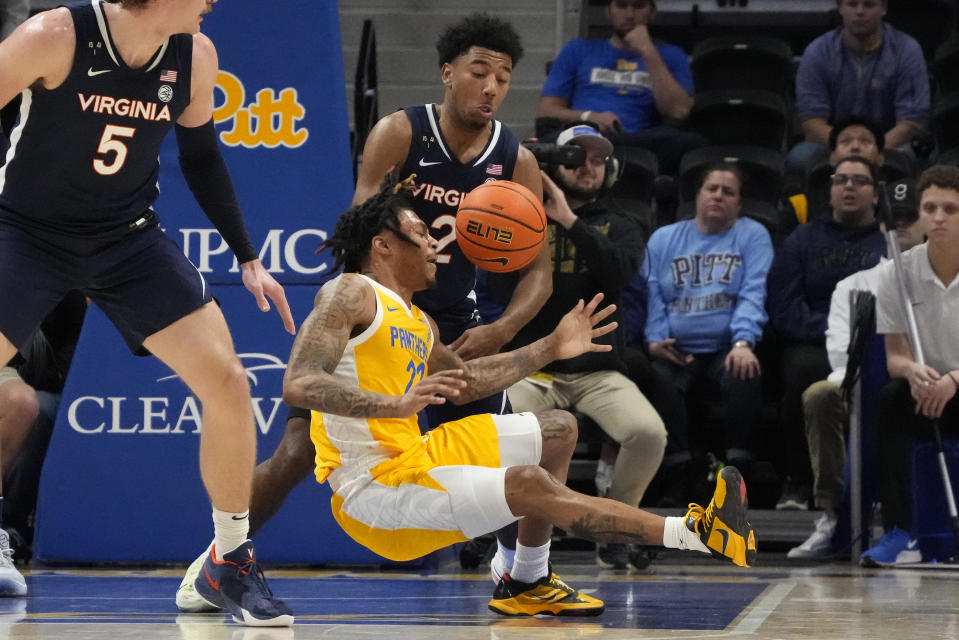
[231,514,248,521]
[907,539,919,550]
[87,67,112,77]
[717,528,730,553]
[478,257,508,265]
[418,158,442,167]
[526,588,564,601]
[203,565,220,591]
[386,306,399,312]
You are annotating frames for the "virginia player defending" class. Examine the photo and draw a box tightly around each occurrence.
[0,0,293,625]
[177,12,552,611]
[280,176,756,616]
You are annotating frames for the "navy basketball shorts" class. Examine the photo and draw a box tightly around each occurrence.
[0,219,212,354]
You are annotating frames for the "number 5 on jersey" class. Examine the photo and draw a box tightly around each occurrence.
[94,124,136,176]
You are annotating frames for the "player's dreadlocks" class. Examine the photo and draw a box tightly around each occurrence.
[320,173,419,273]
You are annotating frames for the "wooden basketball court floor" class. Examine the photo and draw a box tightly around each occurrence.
[2,550,958,640]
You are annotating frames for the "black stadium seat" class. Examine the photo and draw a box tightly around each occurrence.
[610,144,659,207]
[934,35,959,97]
[886,0,956,61]
[677,145,786,237]
[934,92,959,155]
[688,89,790,151]
[690,35,794,96]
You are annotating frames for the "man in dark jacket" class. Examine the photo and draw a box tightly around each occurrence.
[487,124,666,570]
[767,155,886,509]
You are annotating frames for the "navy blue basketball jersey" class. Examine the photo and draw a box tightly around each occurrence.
[399,103,519,320]
[0,0,193,236]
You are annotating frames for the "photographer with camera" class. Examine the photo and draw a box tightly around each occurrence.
[485,123,666,571]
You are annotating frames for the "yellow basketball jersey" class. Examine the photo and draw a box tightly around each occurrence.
[310,274,434,486]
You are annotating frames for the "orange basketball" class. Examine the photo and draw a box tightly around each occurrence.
[456,180,547,273]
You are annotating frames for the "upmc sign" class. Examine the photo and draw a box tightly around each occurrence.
[150,3,351,285]
[34,2,385,564]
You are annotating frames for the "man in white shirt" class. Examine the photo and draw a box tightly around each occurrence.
[860,165,959,566]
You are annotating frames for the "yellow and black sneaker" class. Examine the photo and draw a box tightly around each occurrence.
[684,465,757,568]
[488,567,605,617]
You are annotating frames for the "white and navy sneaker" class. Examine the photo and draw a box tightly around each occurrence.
[193,541,293,627]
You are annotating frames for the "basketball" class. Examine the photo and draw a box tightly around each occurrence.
[455,180,547,273]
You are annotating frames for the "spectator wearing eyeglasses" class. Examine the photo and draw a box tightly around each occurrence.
[766,156,887,511]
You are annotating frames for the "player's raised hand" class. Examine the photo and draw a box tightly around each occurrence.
[241,259,296,334]
[549,293,617,361]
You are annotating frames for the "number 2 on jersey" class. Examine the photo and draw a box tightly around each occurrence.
[404,360,426,393]
[93,124,136,176]
[431,214,456,264]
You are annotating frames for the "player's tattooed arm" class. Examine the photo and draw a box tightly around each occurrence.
[426,314,553,404]
[431,293,617,405]
[283,274,395,418]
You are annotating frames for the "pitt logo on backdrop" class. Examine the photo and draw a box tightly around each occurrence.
[213,70,308,149]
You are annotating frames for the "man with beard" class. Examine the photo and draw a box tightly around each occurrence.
[485,123,666,571]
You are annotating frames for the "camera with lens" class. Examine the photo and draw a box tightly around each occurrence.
[521,141,585,170]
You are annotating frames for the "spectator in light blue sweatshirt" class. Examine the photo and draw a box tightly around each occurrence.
[642,162,773,504]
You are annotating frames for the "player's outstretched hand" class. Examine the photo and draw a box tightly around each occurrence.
[395,369,467,416]
[549,293,617,361]
[241,259,296,334]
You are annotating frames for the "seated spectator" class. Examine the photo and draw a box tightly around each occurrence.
[860,165,959,567]
[642,162,773,503]
[486,124,666,571]
[786,0,929,181]
[768,156,887,511]
[537,0,705,175]
[788,118,888,225]
[0,291,86,590]
[788,179,924,559]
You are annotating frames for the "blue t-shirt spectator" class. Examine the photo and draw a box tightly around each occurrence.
[643,217,773,354]
[542,39,693,134]
[795,23,929,134]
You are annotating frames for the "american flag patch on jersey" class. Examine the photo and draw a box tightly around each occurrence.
[159,69,178,82]
[486,163,503,176]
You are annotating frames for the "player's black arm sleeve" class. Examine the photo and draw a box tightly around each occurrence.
[175,120,258,263]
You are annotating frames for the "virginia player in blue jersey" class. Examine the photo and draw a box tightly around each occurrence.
[0,0,293,625]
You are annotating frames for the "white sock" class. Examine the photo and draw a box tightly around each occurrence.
[491,541,515,580]
[212,508,249,557]
[662,516,709,554]
[509,541,550,584]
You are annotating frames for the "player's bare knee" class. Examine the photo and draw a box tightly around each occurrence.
[505,464,566,515]
[214,357,251,403]
[535,409,578,447]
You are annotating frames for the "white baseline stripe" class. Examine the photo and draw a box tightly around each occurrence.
[729,580,796,635]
